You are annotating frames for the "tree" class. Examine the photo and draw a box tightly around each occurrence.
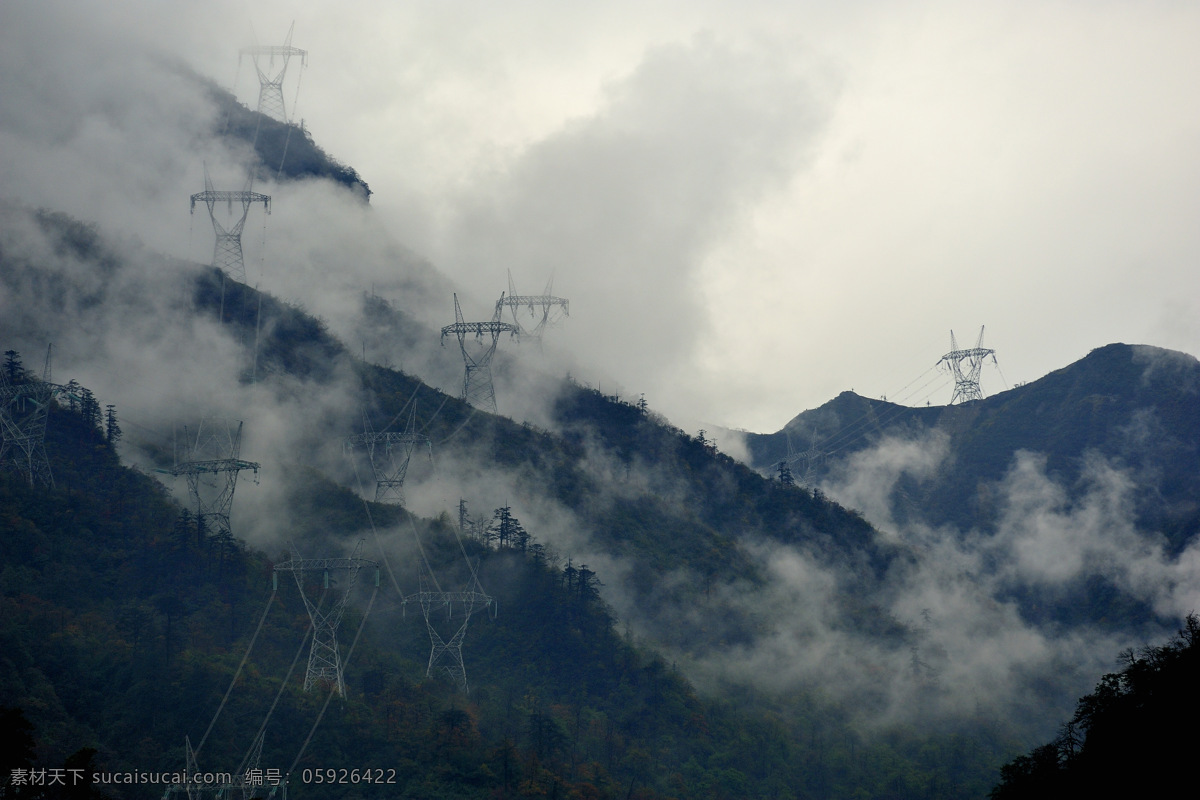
[104,404,122,445]
[777,461,795,486]
[457,498,472,534]
[489,505,528,552]
[3,350,24,383]
[576,564,602,604]
[562,558,577,594]
[990,613,1200,798]
[63,379,81,412]
[78,387,101,430]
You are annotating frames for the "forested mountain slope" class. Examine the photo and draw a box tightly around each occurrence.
[0,208,1012,798]
[989,615,1200,798]
[746,344,1200,546]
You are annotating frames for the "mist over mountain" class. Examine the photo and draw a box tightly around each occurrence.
[3,10,1198,798]
[747,344,1200,544]
[741,345,1200,634]
[1,203,1015,798]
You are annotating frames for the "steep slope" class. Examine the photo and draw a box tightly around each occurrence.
[1,206,1019,797]
[0,366,1008,800]
[989,615,1200,798]
[189,68,372,200]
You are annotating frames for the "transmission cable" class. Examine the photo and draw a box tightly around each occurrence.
[275,59,306,182]
[192,585,277,760]
[234,608,315,779]
[282,583,378,783]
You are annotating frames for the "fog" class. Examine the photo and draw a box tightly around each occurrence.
[3,0,1198,748]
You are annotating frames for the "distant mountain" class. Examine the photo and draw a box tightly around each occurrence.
[747,344,1200,541]
[744,343,1200,628]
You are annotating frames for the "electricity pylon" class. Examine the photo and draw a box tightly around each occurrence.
[938,326,997,404]
[403,551,494,694]
[190,167,271,284]
[273,541,379,696]
[441,293,519,413]
[497,271,569,343]
[163,734,269,800]
[240,23,308,123]
[156,418,260,544]
[343,406,432,504]
[775,430,821,488]
[0,345,60,488]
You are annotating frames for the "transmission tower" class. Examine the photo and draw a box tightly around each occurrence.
[441,293,519,413]
[240,23,308,123]
[498,271,569,343]
[163,734,273,800]
[775,432,822,488]
[273,541,379,696]
[156,418,260,544]
[343,406,433,504]
[403,548,494,694]
[937,326,997,404]
[0,346,60,488]
[190,167,271,284]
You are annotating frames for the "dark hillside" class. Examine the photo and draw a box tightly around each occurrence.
[190,274,909,659]
[990,615,1200,798]
[0,372,1007,799]
[746,344,1200,547]
[191,71,371,200]
[187,267,900,606]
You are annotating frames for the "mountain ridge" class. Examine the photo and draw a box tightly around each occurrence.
[745,342,1200,542]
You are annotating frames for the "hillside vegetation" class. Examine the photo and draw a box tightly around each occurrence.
[1,363,1007,799]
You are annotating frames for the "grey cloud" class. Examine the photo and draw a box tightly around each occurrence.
[437,33,830,411]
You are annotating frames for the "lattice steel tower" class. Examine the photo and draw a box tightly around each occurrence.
[775,431,821,489]
[240,23,308,123]
[498,271,569,343]
[938,326,997,404]
[441,293,519,413]
[344,406,432,504]
[273,541,379,696]
[190,167,271,284]
[0,346,59,488]
[157,418,260,544]
[404,551,494,694]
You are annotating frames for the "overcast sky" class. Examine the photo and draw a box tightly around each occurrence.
[4,0,1199,433]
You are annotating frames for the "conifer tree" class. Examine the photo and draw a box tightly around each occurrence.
[563,558,577,593]
[577,564,601,604]
[63,379,81,412]
[489,505,528,551]
[78,387,101,430]
[104,404,122,445]
[457,498,472,534]
[3,350,24,383]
